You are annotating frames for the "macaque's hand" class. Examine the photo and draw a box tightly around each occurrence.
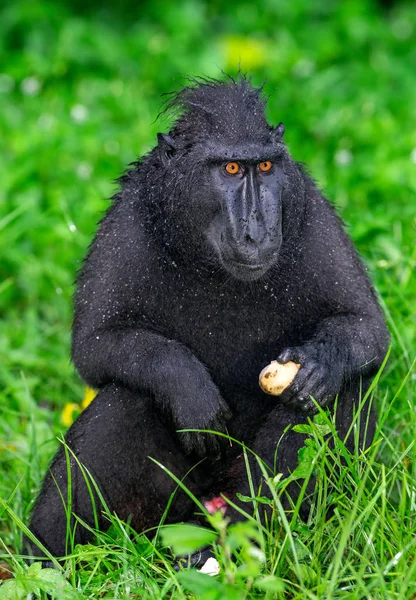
[277,345,342,412]
[152,351,231,456]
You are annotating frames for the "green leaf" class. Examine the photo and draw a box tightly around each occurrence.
[26,562,42,576]
[313,411,330,426]
[254,495,273,505]
[292,441,317,479]
[255,574,286,592]
[292,424,313,434]
[160,523,217,555]
[36,568,72,593]
[314,423,332,436]
[298,563,318,584]
[227,520,262,551]
[0,580,26,600]
[4,567,79,599]
[235,492,254,503]
[177,570,222,594]
[236,491,273,506]
[178,571,244,600]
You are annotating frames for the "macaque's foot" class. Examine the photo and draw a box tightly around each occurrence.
[174,546,215,571]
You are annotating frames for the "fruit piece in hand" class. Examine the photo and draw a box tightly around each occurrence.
[259,361,300,396]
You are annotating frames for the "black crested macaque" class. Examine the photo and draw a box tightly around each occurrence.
[27,76,389,559]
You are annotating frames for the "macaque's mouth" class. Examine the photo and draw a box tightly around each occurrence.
[223,258,272,281]
[229,260,266,270]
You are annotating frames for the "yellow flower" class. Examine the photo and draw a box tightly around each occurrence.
[61,388,97,427]
[223,36,269,70]
[61,402,81,427]
[0,442,16,453]
[82,387,97,409]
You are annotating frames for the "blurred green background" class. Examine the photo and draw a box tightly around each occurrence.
[0,0,415,541]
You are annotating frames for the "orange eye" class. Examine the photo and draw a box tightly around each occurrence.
[258,161,273,172]
[224,162,241,175]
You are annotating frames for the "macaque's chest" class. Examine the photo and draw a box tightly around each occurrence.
[139,275,304,394]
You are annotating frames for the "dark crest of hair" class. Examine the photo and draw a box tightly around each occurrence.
[161,75,273,146]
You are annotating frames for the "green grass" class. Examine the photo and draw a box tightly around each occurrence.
[1,0,415,597]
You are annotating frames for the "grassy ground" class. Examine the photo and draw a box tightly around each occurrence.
[1,0,415,597]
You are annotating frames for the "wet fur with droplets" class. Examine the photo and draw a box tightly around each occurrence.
[26,75,389,559]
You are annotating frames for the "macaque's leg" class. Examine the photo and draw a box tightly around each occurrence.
[204,380,376,522]
[27,384,201,558]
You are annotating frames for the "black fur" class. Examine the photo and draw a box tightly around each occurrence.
[27,76,389,558]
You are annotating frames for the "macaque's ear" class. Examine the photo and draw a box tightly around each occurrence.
[157,133,177,164]
[271,122,285,142]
